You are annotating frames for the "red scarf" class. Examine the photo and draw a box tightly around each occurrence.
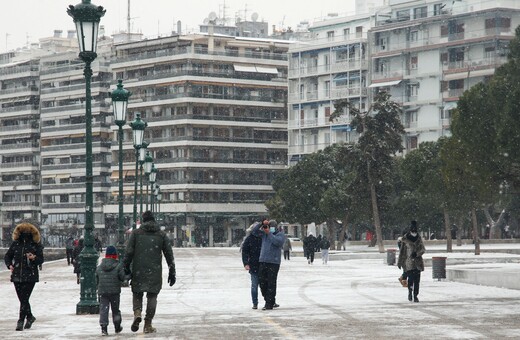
[105,254,118,260]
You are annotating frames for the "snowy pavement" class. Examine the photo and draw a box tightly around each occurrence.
[1,247,520,339]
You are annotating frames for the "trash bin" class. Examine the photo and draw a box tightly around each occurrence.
[386,248,396,265]
[432,256,447,280]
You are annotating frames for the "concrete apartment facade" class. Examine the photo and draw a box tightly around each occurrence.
[107,33,290,246]
[287,0,520,165]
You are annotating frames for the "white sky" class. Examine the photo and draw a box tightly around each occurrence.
[0,0,357,52]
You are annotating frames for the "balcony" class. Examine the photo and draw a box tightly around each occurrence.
[372,70,403,81]
[128,90,286,105]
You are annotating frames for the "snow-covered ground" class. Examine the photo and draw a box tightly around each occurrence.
[1,246,520,339]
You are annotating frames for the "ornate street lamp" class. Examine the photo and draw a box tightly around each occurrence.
[138,141,149,217]
[67,0,105,315]
[144,152,153,211]
[130,113,146,229]
[149,165,157,213]
[111,79,131,255]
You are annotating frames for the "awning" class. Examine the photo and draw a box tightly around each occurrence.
[469,69,494,78]
[233,64,257,73]
[42,174,56,179]
[255,65,278,74]
[368,80,402,88]
[444,72,467,81]
[443,102,457,111]
[56,174,71,179]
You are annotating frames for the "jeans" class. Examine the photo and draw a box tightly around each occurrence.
[407,269,421,297]
[99,294,121,328]
[250,272,259,306]
[133,292,158,321]
[258,262,280,307]
[14,282,35,320]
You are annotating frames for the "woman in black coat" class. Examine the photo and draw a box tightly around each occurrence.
[4,222,44,331]
[72,238,84,284]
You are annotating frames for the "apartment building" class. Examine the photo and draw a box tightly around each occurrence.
[369,0,520,151]
[0,53,41,244]
[287,13,376,165]
[108,32,289,246]
[288,0,520,162]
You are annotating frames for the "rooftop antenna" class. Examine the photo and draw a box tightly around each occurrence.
[127,0,131,34]
[5,33,10,52]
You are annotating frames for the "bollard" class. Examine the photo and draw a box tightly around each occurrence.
[386,248,396,265]
[432,256,447,280]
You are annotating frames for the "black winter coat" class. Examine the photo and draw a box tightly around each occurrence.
[241,233,262,273]
[72,239,84,274]
[4,223,44,283]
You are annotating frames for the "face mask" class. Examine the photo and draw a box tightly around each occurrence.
[410,232,417,237]
[269,227,276,233]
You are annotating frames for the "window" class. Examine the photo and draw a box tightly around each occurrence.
[484,46,495,59]
[396,10,410,21]
[409,84,418,97]
[325,107,331,118]
[378,37,388,51]
[327,31,334,41]
[356,26,363,38]
[324,81,330,97]
[413,6,427,19]
[409,30,418,42]
[434,3,444,16]
[409,136,418,149]
[410,56,418,69]
[343,28,350,39]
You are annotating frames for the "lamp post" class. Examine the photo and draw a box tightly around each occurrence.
[153,183,160,213]
[130,113,146,229]
[111,79,131,253]
[67,0,105,315]
[149,165,157,213]
[138,141,149,217]
[144,152,153,211]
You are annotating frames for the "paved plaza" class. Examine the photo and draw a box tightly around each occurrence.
[1,246,520,339]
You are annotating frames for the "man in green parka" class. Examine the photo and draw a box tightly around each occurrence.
[124,210,176,333]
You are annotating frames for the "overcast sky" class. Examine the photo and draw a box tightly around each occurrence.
[0,0,356,52]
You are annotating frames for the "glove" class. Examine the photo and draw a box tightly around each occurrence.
[168,266,176,286]
[124,267,132,281]
[411,252,417,258]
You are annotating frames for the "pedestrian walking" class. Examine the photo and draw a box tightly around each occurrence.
[124,210,176,333]
[65,235,74,266]
[319,236,330,265]
[241,224,262,309]
[303,233,317,265]
[283,237,292,260]
[315,234,322,253]
[96,245,125,336]
[72,238,84,284]
[397,220,425,302]
[252,218,286,310]
[4,222,44,331]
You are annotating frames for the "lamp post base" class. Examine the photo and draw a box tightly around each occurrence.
[76,302,100,315]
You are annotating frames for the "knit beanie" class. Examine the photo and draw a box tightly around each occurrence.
[105,245,118,259]
[142,210,155,223]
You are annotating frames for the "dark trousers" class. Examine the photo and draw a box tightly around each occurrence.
[407,269,421,297]
[307,250,315,263]
[14,282,36,320]
[133,292,158,321]
[99,293,121,328]
[258,262,280,307]
[283,250,290,260]
[66,249,73,265]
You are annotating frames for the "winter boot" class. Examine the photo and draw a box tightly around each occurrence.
[131,309,142,332]
[143,319,156,334]
[101,326,108,336]
[16,319,24,331]
[24,315,36,329]
[115,324,123,334]
[414,296,420,303]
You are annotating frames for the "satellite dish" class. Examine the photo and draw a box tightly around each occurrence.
[208,12,217,21]
[203,18,209,24]
[251,12,259,22]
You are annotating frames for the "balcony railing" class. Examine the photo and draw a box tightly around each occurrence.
[129,91,286,104]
